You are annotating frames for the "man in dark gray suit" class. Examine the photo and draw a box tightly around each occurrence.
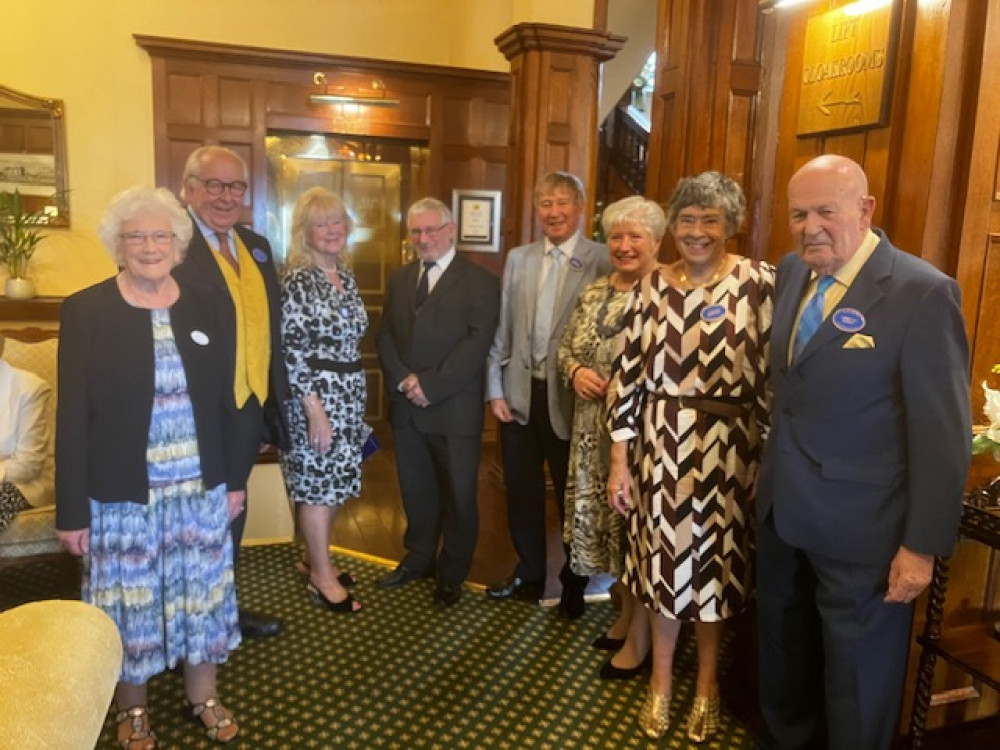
[756,154,971,750]
[485,172,611,616]
[376,197,500,608]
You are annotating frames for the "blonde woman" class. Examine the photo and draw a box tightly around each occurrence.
[280,187,368,614]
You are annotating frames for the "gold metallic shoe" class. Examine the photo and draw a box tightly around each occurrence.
[637,689,671,739]
[686,695,721,743]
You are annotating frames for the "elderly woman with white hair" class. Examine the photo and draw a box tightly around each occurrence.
[281,186,368,614]
[557,196,661,668]
[607,172,774,743]
[56,186,244,748]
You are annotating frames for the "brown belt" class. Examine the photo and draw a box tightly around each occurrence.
[655,393,752,419]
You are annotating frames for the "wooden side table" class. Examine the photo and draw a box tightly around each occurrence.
[909,494,1000,748]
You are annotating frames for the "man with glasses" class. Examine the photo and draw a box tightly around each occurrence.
[174,145,289,638]
[486,172,611,617]
[375,197,500,607]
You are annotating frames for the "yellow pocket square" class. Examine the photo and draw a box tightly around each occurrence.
[843,334,875,349]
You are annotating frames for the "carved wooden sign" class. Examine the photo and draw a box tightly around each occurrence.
[796,2,898,137]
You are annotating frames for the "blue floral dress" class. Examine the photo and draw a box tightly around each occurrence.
[83,308,240,683]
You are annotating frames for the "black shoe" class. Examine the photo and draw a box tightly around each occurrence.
[599,650,652,680]
[377,564,428,589]
[591,633,627,651]
[238,609,283,639]
[487,576,544,602]
[306,583,360,614]
[434,583,463,608]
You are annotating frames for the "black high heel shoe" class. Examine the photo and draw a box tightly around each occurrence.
[306,582,360,614]
[295,560,357,587]
[591,633,627,651]
[599,650,652,680]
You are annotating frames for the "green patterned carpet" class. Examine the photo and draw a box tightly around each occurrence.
[2,545,756,749]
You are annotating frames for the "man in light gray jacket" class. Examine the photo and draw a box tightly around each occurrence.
[485,172,611,617]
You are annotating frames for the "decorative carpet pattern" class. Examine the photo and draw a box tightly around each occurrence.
[2,545,755,749]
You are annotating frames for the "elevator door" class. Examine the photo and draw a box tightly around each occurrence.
[266,134,429,439]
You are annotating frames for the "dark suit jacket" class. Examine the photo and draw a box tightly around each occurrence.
[55,277,243,531]
[757,229,971,566]
[173,219,291,469]
[376,254,500,437]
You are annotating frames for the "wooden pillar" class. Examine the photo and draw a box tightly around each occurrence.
[494,23,625,249]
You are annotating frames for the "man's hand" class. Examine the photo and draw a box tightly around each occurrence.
[57,528,90,556]
[884,545,934,604]
[402,374,430,408]
[490,398,514,423]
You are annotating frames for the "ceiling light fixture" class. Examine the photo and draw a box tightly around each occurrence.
[309,73,399,107]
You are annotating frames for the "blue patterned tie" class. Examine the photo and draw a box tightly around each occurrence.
[793,275,835,361]
[532,247,562,368]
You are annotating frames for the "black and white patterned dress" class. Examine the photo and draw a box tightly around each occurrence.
[280,266,370,506]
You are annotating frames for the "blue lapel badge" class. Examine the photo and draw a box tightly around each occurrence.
[251,247,268,263]
[190,330,210,346]
[568,257,584,271]
[832,308,865,333]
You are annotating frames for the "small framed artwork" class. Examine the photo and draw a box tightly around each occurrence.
[452,189,502,253]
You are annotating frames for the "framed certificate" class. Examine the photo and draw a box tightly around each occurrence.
[452,189,501,253]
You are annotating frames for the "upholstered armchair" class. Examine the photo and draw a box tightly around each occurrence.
[0,327,61,564]
[0,599,122,749]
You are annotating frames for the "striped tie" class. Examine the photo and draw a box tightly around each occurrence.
[793,275,835,361]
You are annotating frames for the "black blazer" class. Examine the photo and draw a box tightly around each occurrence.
[376,254,500,436]
[172,220,291,454]
[55,277,243,531]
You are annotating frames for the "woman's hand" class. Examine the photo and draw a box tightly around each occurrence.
[303,395,333,453]
[227,490,246,521]
[573,366,609,401]
[57,528,90,556]
[607,447,632,515]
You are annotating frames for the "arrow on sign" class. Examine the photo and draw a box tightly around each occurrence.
[816,91,862,116]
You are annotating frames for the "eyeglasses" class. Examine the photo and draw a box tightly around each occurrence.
[190,176,249,198]
[119,231,176,248]
[408,222,450,239]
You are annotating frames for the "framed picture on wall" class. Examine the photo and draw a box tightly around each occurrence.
[452,189,501,253]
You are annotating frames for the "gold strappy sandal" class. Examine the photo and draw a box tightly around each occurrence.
[114,705,156,750]
[686,694,721,743]
[185,697,240,744]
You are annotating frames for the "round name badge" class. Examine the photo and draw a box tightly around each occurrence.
[568,257,584,271]
[832,308,866,333]
[190,330,210,346]
[252,248,268,263]
[700,304,726,322]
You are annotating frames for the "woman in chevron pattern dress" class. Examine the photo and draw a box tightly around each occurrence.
[607,172,774,743]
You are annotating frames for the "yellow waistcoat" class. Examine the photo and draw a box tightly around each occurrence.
[211,233,271,407]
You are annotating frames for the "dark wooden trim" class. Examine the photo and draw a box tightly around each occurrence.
[134,35,510,85]
[0,296,62,322]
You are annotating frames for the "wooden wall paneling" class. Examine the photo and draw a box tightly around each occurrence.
[645,1,764,261]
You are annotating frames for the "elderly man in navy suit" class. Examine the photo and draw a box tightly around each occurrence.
[755,154,971,750]
[174,146,290,639]
[485,172,611,617]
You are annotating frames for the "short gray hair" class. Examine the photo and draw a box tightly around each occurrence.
[179,146,249,203]
[407,197,452,224]
[601,196,667,242]
[665,171,746,237]
[97,186,193,266]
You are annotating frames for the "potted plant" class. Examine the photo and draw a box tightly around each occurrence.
[0,189,48,299]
